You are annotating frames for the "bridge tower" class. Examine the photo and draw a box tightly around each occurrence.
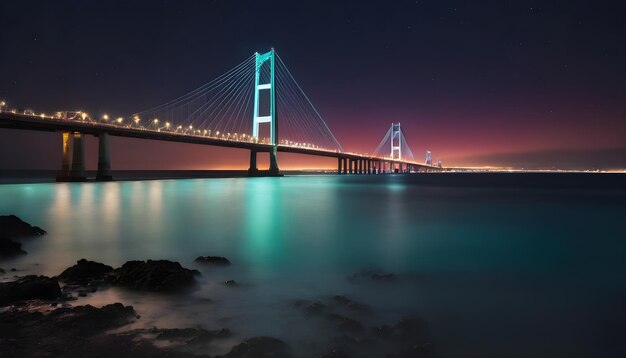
[391,123,402,161]
[251,49,279,175]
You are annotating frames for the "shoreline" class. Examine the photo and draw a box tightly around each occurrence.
[1,170,625,190]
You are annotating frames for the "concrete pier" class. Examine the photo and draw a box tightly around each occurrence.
[68,132,86,181]
[268,146,279,176]
[248,149,258,176]
[96,133,113,181]
[338,157,343,174]
[56,131,72,181]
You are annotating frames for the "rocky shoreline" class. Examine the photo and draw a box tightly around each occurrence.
[1,216,435,357]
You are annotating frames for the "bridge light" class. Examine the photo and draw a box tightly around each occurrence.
[116,117,123,123]
[102,114,109,120]
[153,119,159,123]
[165,122,170,128]
[189,125,193,129]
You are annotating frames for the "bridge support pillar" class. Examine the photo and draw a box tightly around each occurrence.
[337,157,343,174]
[268,146,279,176]
[55,131,72,181]
[248,149,258,176]
[350,159,354,174]
[342,158,348,174]
[96,133,113,181]
[366,160,370,174]
[69,132,86,181]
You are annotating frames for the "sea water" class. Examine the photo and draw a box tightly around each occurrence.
[1,174,625,357]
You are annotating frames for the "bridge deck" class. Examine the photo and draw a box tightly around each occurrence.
[0,112,439,169]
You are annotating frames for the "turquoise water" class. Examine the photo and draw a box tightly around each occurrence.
[1,175,625,357]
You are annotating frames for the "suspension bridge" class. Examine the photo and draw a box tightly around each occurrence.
[0,49,442,181]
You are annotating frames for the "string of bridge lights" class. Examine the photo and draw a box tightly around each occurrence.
[1,99,433,163]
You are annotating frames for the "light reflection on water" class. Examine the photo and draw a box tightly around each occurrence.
[1,175,625,357]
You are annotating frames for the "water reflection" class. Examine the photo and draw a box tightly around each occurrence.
[0,177,625,357]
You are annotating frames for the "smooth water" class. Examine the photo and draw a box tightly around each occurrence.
[1,175,625,357]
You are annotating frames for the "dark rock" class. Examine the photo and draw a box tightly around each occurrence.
[0,237,27,257]
[0,275,62,306]
[0,267,4,274]
[0,215,46,238]
[332,295,371,314]
[195,256,231,266]
[217,336,291,358]
[224,279,237,286]
[10,268,16,272]
[155,327,232,345]
[58,259,114,285]
[108,260,200,292]
[0,303,173,358]
[327,314,365,332]
[46,303,137,335]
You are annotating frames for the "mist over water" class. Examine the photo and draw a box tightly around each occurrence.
[1,175,625,357]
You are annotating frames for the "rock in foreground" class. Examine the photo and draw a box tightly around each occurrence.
[217,336,291,358]
[0,215,46,238]
[0,303,184,358]
[153,327,232,345]
[58,259,114,285]
[108,260,200,292]
[0,237,27,257]
[195,256,231,266]
[0,275,62,306]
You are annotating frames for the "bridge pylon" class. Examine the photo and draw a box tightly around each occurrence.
[391,123,401,161]
[250,49,279,176]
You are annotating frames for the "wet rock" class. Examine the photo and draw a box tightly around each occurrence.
[108,260,200,292]
[217,336,291,358]
[0,237,27,257]
[0,303,172,358]
[224,279,237,286]
[154,327,232,345]
[327,314,365,332]
[0,215,46,238]
[0,275,62,306]
[348,270,397,283]
[332,295,372,314]
[58,259,114,285]
[0,267,4,274]
[195,256,231,266]
[46,303,137,335]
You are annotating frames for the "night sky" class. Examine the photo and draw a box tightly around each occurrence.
[1,0,625,170]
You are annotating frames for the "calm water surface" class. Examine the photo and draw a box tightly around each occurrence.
[1,175,625,357]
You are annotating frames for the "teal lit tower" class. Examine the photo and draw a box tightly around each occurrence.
[252,49,279,174]
[391,123,402,160]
